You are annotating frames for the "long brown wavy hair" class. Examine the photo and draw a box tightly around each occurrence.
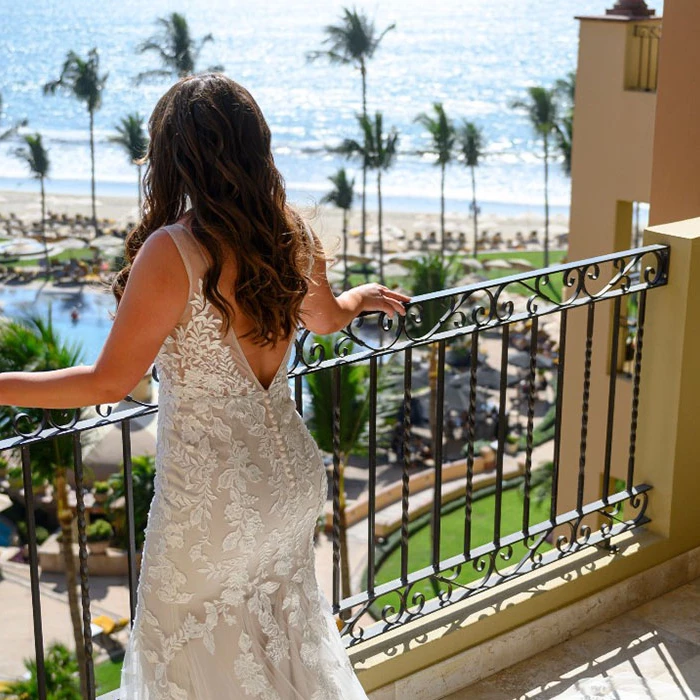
[112,73,320,346]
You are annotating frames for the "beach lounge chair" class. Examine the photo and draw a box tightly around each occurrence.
[90,614,130,639]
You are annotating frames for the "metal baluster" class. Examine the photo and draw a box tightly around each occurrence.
[431,340,446,570]
[21,445,47,700]
[294,375,303,416]
[400,348,412,584]
[493,326,509,546]
[577,304,595,513]
[551,309,568,521]
[522,317,538,536]
[121,419,138,623]
[603,297,622,502]
[627,290,647,490]
[331,365,341,613]
[463,330,479,556]
[367,356,378,593]
[72,433,95,699]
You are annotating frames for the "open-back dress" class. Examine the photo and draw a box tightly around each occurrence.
[118,221,368,699]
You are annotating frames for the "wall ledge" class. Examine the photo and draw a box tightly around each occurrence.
[350,531,700,699]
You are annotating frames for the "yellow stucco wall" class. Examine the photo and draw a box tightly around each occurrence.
[558,15,660,517]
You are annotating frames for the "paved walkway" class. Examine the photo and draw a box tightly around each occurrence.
[444,576,700,699]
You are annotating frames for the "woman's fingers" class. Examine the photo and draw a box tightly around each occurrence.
[380,288,412,303]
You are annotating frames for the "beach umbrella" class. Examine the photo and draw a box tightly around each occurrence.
[54,237,89,252]
[382,263,412,278]
[343,253,375,264]
[387,251,427,265]
[483,258,513,270]
[508,258,535,270]
[460,258,484,270]
[90,234,126,250]
[0,239,52,257]
[81,410,158,481]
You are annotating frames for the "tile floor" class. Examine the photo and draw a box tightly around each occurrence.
[443,577,700,699]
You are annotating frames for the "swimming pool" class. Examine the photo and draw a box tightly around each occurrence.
[0,285,114,363]
[0,514,17,546]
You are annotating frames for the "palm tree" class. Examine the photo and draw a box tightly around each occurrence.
[555,71,576,177]
[406,253,461,446]
[510,86,560,267]
[110,113,149,210]
[308,8,396,257]
[338,112,399,284]
[0,92,27,142]
[14,134,51,274]
[457,122,485,258]
[415,103,456,259]
[0,314,87,697]
[44,48,108,237]
[321,168,355,290]
[135,12,224,83]
[306,334,370,613]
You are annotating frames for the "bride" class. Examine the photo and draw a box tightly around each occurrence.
[0,73,408,698]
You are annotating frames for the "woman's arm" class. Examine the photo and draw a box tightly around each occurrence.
[301,230,410,334]
[0,229,189,409]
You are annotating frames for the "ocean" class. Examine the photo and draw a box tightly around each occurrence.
[0,0,664,217]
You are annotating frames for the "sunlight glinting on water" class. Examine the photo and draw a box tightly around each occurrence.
[0,0,663,210]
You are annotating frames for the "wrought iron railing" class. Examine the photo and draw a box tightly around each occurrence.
[0,244,669,698]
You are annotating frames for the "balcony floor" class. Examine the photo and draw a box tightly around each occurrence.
[444,576,700,699]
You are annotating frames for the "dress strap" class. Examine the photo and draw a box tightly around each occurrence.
[161,223,208,293]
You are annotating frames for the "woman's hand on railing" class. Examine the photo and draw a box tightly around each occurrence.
[340,283,411,320]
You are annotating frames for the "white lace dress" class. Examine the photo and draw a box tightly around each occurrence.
[119,222,368,699]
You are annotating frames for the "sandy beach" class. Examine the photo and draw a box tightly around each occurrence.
[0,189,569,261]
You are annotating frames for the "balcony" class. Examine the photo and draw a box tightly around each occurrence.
[0,218,698,699]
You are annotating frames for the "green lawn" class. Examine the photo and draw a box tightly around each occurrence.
[9,248,97,268]
[477,250,567,266]
[95,656,124,694]
[370,484,552,616]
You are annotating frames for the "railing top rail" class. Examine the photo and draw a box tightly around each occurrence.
[409,244,667,305]
[0,244,669,448]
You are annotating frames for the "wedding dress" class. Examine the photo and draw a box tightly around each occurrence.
[119,222,368,699]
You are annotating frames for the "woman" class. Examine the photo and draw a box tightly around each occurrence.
[0,74,408,698]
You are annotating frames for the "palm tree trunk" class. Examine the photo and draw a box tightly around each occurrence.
[377,170,384,285]
[360,60,368,260]
[342,208,349,291]
[89,109,98,236]
[440,161,446,260]
[137,163,142,212]
[543,134,550,268]
[40,176,49,277]
[56,471,89,698]
[338,462,351,620]
[470,165,478,259]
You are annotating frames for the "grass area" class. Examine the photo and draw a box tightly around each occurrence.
[476,250,567,266]
[95,656,124,694]
[370,482,552,617]
[9,248,96,267]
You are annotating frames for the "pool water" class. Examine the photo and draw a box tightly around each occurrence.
[0,285,114,363]
[0,514,17,546]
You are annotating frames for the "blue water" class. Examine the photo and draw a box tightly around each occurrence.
[0,0,664,214]
[0,285,115,363]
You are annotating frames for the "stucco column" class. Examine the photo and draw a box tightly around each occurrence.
[636,219,700,553]
[648,0,700,225]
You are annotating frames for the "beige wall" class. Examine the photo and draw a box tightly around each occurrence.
[558,15,660,515]
[649,0,700,225]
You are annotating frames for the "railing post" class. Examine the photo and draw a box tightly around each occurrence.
[635,219,700,553]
